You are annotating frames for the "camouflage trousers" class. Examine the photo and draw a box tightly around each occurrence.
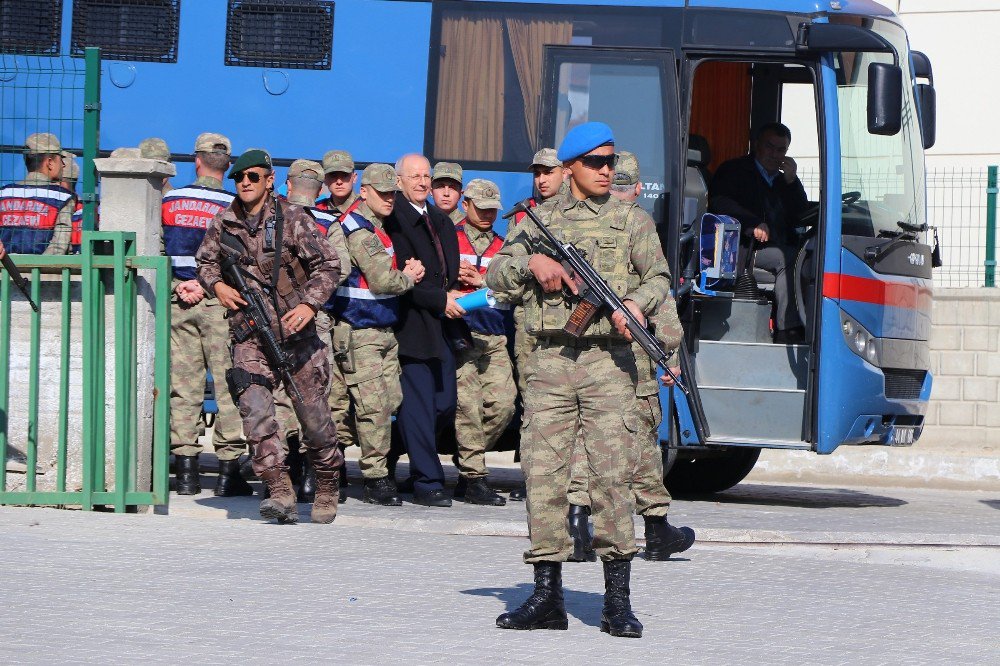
[512,307,535,394]
[231,334,343,477]
[455,331,516,478]
[169,292,245,461]
[567,379,672,516]
[328,324,402,479]
[274,310,335,451]
[521,338,639,563]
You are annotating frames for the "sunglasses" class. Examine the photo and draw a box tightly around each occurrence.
[233,171,264,184]
[578,153,618,170]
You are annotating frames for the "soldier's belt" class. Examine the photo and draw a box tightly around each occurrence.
[538,335,627,351]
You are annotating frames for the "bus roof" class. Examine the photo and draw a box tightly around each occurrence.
[458,0,896,18]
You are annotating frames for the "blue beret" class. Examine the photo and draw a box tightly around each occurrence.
[556,122,615,161]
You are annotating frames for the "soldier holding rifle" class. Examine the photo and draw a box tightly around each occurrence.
[486,122,672,639]
[195,149,344,525]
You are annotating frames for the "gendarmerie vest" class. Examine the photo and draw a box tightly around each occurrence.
[329,212,399,329]
[0,182,73,254]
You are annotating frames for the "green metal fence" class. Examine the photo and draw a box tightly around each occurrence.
[0,232,171,511]
[0,47,101,232]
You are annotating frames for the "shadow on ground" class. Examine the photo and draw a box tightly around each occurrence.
[677,484,908,509]
[461,583,605,628]
[981,499,1000,511]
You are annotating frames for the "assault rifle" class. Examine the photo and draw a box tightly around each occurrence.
[218,243,305,404]
[1,252,40,312]
[504,202,686,392]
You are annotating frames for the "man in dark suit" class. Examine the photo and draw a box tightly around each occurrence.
[708,122,811,343]
[384,153,467,507]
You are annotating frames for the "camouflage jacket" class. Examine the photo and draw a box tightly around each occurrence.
[352,202,414,296]
[196,196,341,338]
[288,191,350,286]
[485,192,671,340]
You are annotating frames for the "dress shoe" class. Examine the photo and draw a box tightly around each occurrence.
[643,515,696,560]
[567,504,597,562]
[397,476,415,494]
[463,476,506,506]
[774,326,806,344]
[363,476,403,506]
[508,484,527,501]
[412,488,452,507]
[174,455,201,495]
[214,459,254,497]
[496,562,568,631]
[601,559,643,638]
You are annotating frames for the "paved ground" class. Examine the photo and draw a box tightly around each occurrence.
[2,477,998,664]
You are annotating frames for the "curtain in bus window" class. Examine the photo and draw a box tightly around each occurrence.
[435,13,506,161]
[689,61,752,173]
[505,16,573,153]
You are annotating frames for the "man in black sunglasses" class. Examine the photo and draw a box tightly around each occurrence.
[487,122,672,639]
[196,149,345,525]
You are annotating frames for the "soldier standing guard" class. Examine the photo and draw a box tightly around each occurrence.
[487,122,671,638]
[452,179,515,505]
[163,133,251,497]
[316,150,360,217]
[196,149,344,524]
[431,162,465,225]
[0,133,72,255]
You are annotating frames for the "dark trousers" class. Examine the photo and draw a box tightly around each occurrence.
[755,244,802,330]
[397,342,457,494]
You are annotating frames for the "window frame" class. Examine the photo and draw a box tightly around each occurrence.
[224,0,335,71]
[0,0,63,56]
[71,0,180,63]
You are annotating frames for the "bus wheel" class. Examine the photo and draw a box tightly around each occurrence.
[665,447,761,495]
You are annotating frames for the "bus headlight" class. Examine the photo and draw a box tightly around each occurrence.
[841,312,879,367]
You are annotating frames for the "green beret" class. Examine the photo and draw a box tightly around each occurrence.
[228,149,272,179]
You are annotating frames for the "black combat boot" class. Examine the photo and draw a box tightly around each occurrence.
[601,559,643,638]
[508,483,527,501]
[214,459,254,497]
[363,476,403,506]
[496,562,568,631]
[643,515,696,560]
[567,504,597,562]
[285,434,303,487]
[452,474,467,499]
[297,455,316,503]
[338,457,348,504]
[464,476,507,506]
[174,455,201,495]
[258,467,299,524]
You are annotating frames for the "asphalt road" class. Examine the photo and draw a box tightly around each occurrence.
[1,479,997,664]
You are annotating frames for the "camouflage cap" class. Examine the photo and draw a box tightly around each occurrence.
[139,137,171,161]
[288,159,324,182]
[194,132,232,155]
[361,163,400,193]
[61,151,80,181]
[322,150,354,174]
[613,150,640,186]
[25,132,61,155]
[432,161,463,185]
[530,148,561,169]
[228,149,272,178]
[464,178,502,210]
[110,147,141,158]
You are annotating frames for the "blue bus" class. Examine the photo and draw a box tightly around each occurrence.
[1,0,937,493]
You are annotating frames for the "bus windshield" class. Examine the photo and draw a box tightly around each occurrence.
[834,18,926,239]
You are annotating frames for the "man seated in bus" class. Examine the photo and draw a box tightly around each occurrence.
[708,122,810,344]
[431,161,464,225]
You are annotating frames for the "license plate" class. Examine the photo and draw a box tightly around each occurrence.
[889,426,917,446]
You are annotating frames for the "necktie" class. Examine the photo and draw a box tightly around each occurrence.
[422,212,448,286]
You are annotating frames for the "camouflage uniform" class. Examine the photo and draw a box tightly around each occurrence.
[0,133,73,255]
[196,195,344,477]
[327,193,412,480]
[486,193,671,562]
[454,186,516,478]
[167,174,245,462]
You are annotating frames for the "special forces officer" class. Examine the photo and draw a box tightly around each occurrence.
[487,122,671,639]
[163,133,250,497]
[0,133,72,255]
[196,149,344,524]
[328,163,425,506]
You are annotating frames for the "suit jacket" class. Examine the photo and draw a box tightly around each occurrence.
[708,154,809,248]
[384,192,465,360]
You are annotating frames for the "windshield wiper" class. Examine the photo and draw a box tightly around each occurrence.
[866,221,926,263]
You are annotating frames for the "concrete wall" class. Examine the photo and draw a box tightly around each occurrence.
[923,287,1000,445]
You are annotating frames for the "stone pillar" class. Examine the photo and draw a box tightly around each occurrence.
[93,156,175,500]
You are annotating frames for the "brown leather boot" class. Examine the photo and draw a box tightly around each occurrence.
[258,467,299,524]
[311,470,339,524]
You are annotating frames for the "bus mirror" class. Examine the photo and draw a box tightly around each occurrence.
[868,62,902,136]
[796,23,892,54]
[911,50,934,85]
[916,83,937,149]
